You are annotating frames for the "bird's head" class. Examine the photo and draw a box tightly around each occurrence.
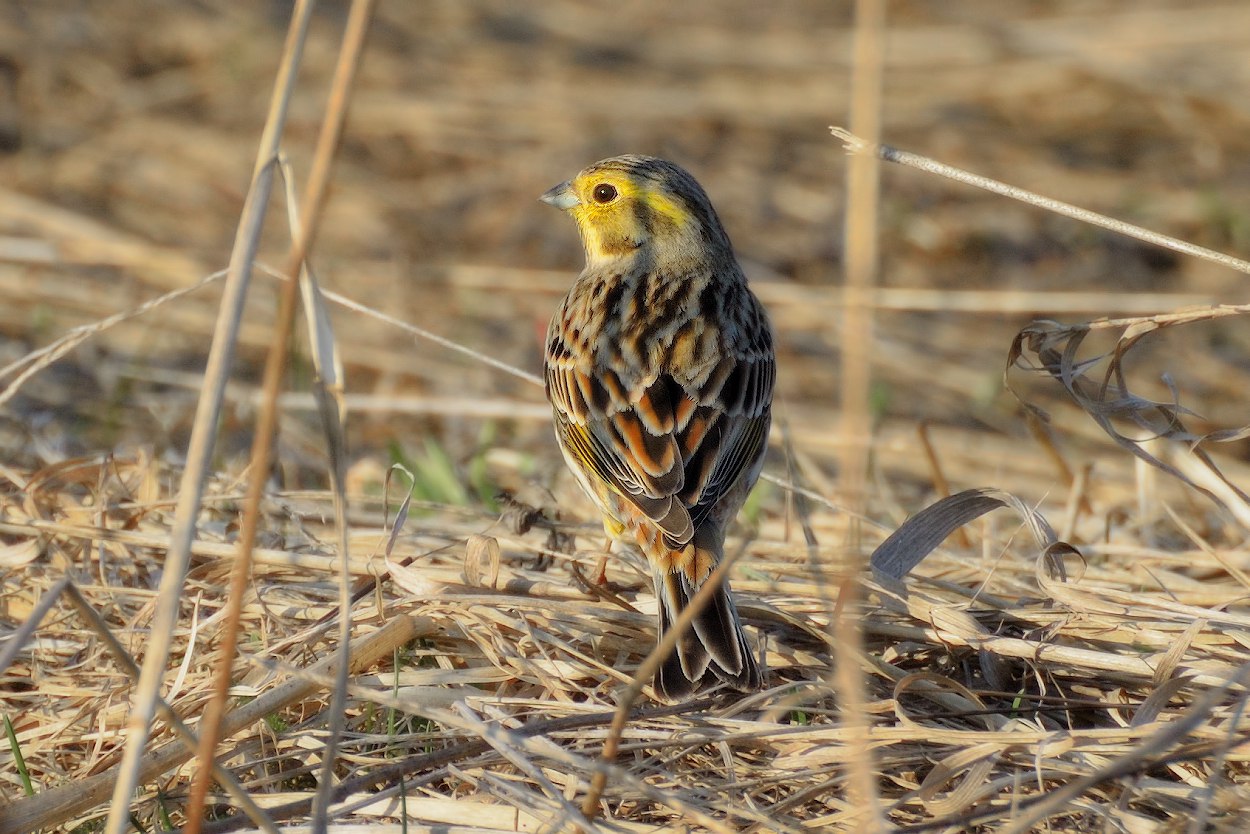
[541,155,732,269]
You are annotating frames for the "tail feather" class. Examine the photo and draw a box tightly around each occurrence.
[656,573,707,700]
[652,535,759,700]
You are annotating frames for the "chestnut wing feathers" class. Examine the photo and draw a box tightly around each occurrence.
[547,327,773,549]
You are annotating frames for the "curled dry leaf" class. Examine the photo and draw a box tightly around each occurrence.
[0,537,39,567]
[464,534,502,589]
[869,487,1062,582]
[1008,308,1250,526]
[869,488,1071,692]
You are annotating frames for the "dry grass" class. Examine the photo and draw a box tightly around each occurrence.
[2,1,1250,832]
[4,438,1250,831]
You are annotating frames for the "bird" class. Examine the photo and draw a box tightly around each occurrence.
[539,154,774,699]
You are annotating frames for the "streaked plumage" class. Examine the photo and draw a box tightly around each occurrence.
[540,155,774,699]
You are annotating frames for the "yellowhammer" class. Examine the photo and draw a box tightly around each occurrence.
[540,155,774,699]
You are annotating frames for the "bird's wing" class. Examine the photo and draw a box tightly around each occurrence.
[547,355,695,546]
[546,329,774,550]
[679,349,774,531]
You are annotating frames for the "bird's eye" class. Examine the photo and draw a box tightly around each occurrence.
[592,183,618,204]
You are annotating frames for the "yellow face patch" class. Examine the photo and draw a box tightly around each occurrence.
[568,170,691,261]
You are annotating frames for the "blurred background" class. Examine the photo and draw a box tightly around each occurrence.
[1,0,1247,508]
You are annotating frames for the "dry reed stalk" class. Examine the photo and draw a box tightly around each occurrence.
[185,4,376,831]
[181,3,320,830]
[101,55,300,834]
[832,127,1250,277]
[836,0,887,827]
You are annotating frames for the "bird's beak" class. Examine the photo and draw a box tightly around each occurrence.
[540,180,580,210]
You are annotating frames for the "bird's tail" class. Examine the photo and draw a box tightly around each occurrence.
[653,527,759,700]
